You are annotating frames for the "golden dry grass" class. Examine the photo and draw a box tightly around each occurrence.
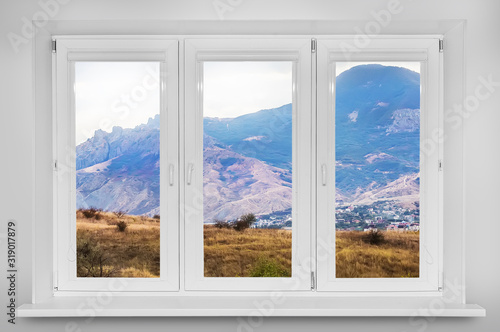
[76,210,160,278]
[76,211,419,279]
[204,225,292,277]
[336,230,419,278]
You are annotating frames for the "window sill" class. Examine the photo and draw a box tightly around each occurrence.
[18,296,485,317]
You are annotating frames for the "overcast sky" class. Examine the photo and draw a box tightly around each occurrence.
[75,62,160,145]
[75,61,419,144]
[203,61,293,118]
[204,61,419,118]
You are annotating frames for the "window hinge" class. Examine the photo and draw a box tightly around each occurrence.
[438,159,443,171]
[311,38,317,53]
[439,39,444,53]
[53,160,58,171]
[311,271,316,290]
[52,40,56,53]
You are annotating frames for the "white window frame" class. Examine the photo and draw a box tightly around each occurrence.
[184,38,312,291]
[316,38,442,292]
[21,19,485,316]
[53,37,179,291]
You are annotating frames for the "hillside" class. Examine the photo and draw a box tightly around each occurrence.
[335,64,420,200]
[76,210,419,279]
[76,64,421,218]
[204,135,291,221]
[76,113,292,219]
[76,209,160,278]
[204,225,292,277]
[204,103,292,170]
[76,116,160,216]
[336,230,419,278]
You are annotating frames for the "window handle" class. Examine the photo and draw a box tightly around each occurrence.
[169,164,174,186]
[187,163,194,185]
[321,164,327,186]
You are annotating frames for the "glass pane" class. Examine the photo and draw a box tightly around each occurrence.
[75,62,161,278]
[203,61,293,277]
[335,62,421,278]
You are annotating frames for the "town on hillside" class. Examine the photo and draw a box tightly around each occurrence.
[247,200,419,232]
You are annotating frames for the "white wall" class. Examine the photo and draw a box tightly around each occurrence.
[1,0,499,331]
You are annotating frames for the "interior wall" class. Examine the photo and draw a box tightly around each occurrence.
[1,0,499,331]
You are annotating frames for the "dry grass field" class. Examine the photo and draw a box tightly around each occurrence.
[336,230,419,278]
[76,209,160,278]
[204,225,292,277]
[76,210,419,279]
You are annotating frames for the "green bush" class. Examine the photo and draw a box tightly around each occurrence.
[249,257,290,277]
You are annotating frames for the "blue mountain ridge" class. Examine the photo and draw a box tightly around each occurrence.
[76,64,420,216]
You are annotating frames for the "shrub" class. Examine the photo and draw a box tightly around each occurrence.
[76,235,114,277]
[116,221,128,232]
[113,211,126,218]
[80,207,103,220]
[212,214,257,232]
[153,214,160,220]
[233,220,247,232]
[214,219,231,229]
[363,230,385,245]
[249,257,290,277]
[233,213,256,232]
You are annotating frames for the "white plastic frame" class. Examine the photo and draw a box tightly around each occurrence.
[183,38,312,291]
[316,38,443,292]
[54,38,179,291]
[22,20,484,316]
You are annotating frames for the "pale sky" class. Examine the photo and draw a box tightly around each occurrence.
[75,62,160,145]
[74,61,419,144]
[336,62,420,76]
[203,62,293,118]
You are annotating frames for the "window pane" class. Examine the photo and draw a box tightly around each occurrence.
[335,62,421,278]
[203,61,293,278]
[75,62,161,278]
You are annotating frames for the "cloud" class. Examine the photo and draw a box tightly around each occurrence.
[348,110,359,122]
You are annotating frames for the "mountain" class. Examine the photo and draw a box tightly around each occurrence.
[350,173,420,209]
[204,65,421,204]
[334,64,420,201]
[203,135,291,221]
[76,116,160,170]
[76,116,160,216]
[76,114,292,219]
[75,64,421,218]
[204,104,292,170]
